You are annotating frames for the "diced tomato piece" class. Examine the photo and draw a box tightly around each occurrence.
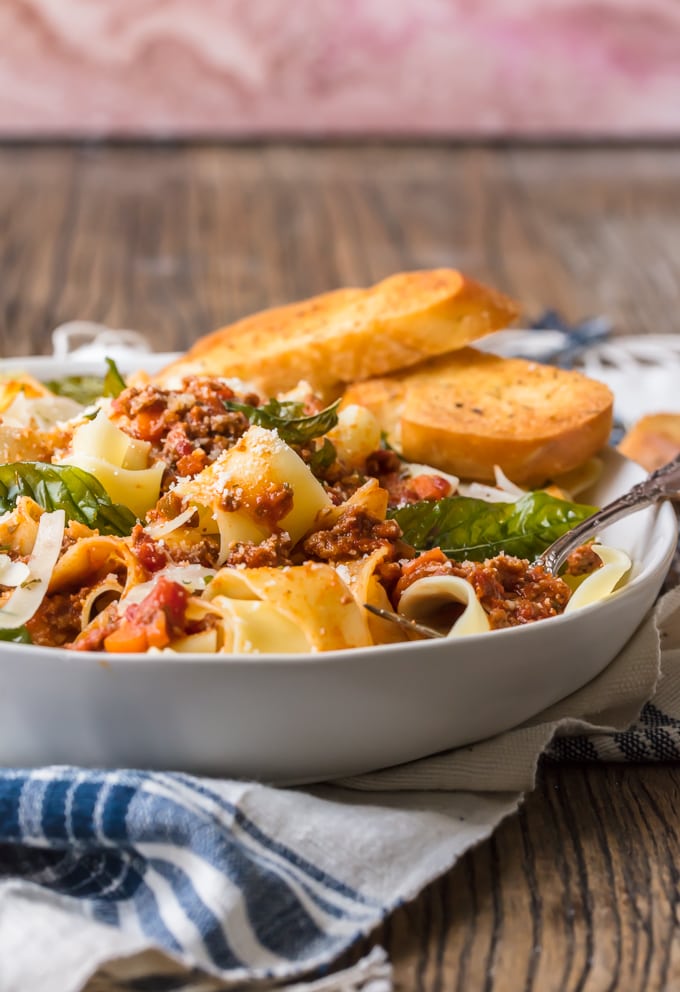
[406,474,451,502]
[103,577,189,654]
[132,525,170,573]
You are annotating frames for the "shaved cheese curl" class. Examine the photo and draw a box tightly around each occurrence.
[0,510,65,629]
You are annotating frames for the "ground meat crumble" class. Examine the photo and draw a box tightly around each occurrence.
[392,546,598,630]
[223,532,293,569]
[110,376,258,488]
[302,506,403,561]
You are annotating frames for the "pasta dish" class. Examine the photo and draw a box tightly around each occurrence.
[0,363,629,655]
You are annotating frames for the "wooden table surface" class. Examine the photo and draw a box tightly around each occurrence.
[2,142,680,991]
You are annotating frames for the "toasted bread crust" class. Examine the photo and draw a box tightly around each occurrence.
[618,414,680,471]
[154,270,518,396]
[343,348,614,485]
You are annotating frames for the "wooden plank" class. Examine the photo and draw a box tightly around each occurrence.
[2,144,680,357]
[371,763,680,991]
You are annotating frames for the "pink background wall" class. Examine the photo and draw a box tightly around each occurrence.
[1,0,679,138]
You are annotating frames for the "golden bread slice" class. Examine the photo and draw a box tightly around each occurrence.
[343,348,614,486]
[154,270,517,396]
[618,413,680,471]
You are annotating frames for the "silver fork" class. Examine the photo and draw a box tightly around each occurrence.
[365,453,680,639]
[535,452,680,574]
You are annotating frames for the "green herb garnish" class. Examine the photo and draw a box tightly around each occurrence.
[45,375,106,406]
[0,625,31,643]
[308,438,337,473]
[225,397,341,446]
[0,462,137,536]
[45,356,127,405]
[390,491,596,562]
[102,357,127,398]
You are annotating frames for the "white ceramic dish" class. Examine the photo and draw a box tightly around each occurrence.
[0,354,677,783]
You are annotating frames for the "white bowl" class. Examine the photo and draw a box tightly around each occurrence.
[0,357,676,783]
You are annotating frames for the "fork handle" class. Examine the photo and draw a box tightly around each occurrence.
[537,453,680,575]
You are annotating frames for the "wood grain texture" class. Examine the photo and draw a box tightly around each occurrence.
[1,144,680,357]
[2,143,680,990]
[373,763,680,992]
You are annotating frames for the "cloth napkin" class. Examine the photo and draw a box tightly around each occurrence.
[2,585,679,992]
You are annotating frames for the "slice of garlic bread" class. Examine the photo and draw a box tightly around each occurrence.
[343,348,613,486]
[154,270,517,397]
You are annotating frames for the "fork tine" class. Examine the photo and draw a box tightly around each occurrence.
[363,603,445,640]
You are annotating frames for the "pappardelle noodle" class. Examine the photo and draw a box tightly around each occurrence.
[0,366,630,653]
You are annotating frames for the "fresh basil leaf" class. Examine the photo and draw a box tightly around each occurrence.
[224,397,341,446]
[308,438,337,473]
[45,375,106,405]
[44,357,125,405]
[0,625,31,643]
[103,357,127,398]
[390,491,596,562]
[0,462,137,536]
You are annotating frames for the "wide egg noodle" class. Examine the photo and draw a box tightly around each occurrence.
[49,535,147,599]
[398,574,492,637]
[563,545,632,615]
[214,510,269,555]
[325,404,381,468]
[72,410,151,468]
[175,425,332,562]
[79,576,124,628]
[169,626,220,654]
[207,597,311,654]
[336,548,405,645]
[167,599,224,653]
[200,567,309,654]
[58,410,164,518]
[62,456,164,520]
[203,562,373,652]
[313,477,388,533]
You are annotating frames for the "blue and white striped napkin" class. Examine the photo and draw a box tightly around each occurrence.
[0,768,518,991]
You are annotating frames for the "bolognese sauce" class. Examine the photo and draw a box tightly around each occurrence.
[110,377,256,488]
[392,545,599,630]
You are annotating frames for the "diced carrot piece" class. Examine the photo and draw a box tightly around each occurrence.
[104,622,148,654]
[145,612,170,649]
[135,409,165,443]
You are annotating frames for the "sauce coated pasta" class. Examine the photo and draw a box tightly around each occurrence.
[0,369,630,653]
